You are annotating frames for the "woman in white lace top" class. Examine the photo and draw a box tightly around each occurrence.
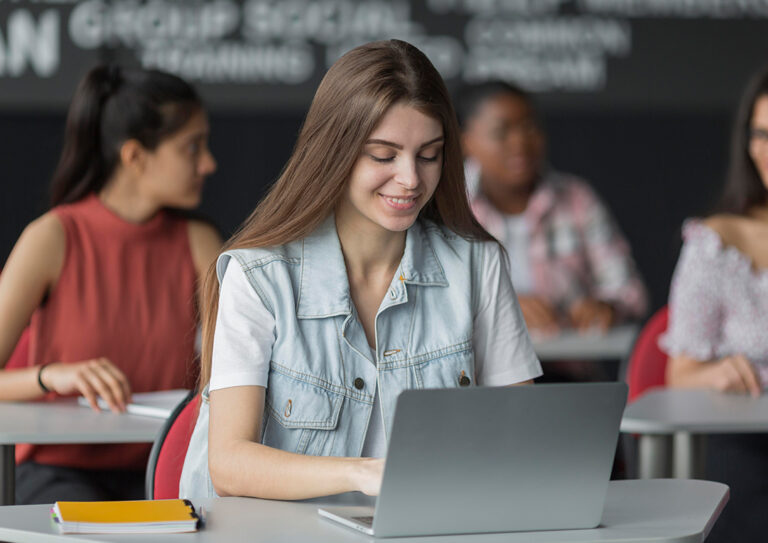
[663,67,768,396]
[660,65,768,543]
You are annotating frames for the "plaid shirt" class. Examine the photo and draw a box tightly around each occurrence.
[468,168,648,321]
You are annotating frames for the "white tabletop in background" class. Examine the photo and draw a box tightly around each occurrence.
[0,480,728,543]
[532,324,639,361]
[0,399,165,444]
[621,388,768,434]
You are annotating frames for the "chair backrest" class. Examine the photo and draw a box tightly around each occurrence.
[145,390,200,499]
[627,305,670,403]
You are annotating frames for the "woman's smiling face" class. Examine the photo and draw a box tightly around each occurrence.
[338,102,444,234]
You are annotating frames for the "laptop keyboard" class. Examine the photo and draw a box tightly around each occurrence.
[352,516,374,527]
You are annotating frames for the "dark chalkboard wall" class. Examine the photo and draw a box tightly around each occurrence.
[1,0,766,312]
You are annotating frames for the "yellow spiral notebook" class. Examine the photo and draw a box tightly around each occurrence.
[51,499,200,534]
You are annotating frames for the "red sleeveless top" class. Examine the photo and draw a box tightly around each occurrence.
[17,194,199,470]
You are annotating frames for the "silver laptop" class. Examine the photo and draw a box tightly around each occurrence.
[319,382,627,538]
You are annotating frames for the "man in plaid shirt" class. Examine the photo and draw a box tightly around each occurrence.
[460,82,648,336]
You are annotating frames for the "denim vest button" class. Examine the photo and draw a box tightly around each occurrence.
[354,377,365,390]
[459,372,471,387]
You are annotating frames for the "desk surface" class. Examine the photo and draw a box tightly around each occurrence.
[0,399,165,444]
[532,324,639,361]
[0,479,728,543]
[621,388,768,434]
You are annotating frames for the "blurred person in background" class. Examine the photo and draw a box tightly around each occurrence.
[661,65,768,543]
[0,65,221,504]
[457,82,647,340]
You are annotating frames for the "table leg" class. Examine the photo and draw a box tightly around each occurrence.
[673,433,707,479]
[673,432,693,478]
[0,444,15,505]
[638,434,671,478]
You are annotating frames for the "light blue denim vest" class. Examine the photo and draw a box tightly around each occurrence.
[180,216,488,498]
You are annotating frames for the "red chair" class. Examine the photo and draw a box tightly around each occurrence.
[145,391,200,499]
[626,305,670,403]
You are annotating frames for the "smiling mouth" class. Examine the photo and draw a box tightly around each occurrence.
[381,194,419,209]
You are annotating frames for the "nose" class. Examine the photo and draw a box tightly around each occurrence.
[394,157,420,190]
[199,147,217,176]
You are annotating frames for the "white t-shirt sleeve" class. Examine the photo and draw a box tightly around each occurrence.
[473,242,543,386]
[209,259,275,392]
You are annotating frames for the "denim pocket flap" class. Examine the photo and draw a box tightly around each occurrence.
[265,370,343,430]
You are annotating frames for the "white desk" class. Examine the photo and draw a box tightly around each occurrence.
[0,399,166,505]
[532,324,639,361]
[621,388,768,478]
[0,479,728,542]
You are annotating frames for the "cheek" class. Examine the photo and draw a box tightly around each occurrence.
[477,141,506,166]
[429,164,443,189]
[349,166,391,197]
[750,142,768,177]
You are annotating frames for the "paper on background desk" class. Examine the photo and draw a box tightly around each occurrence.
[77,389,189,419]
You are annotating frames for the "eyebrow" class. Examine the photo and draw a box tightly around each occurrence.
[365,136,444,150]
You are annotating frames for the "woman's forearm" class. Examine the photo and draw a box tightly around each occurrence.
[666,353,761,396]
[210,439,380,499]
[0,366,49,401]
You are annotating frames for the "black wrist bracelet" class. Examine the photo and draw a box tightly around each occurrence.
[37,363,51,393]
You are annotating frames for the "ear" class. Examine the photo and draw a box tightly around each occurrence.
[118,139,148,175]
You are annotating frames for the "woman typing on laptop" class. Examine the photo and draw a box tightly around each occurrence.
[180,40,543,500]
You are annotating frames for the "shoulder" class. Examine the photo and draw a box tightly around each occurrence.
[186,219,223,277]
[418,219,501,277]
[536,171,608,221]
[547,172,603,204]
[24,211,65,239]
[418,219,484,251]
[216,242,302,282]
[18,212,66,256]
[700,214,747,247]
[674,218,729,268]
[6,212,66,285]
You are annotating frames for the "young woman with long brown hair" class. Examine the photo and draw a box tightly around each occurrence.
[180,39,542,500]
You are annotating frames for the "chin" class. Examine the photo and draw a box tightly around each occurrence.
[177,192,203,209]
[373,214,419,233]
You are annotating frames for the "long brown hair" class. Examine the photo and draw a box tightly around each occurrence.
[199,39,491,390]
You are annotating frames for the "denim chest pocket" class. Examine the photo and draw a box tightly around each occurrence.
[414,344,475,389]
[262,369,344,456]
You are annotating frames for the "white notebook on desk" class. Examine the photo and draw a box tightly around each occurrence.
[77,389,189,419]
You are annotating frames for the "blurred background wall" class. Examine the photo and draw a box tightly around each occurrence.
[2,0,767,313]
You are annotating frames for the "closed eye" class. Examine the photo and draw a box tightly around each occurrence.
[368,154,395,163]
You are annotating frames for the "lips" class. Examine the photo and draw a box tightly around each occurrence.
[381,194,419,210]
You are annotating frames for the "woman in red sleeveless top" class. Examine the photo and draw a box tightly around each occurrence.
[0,66,221,504]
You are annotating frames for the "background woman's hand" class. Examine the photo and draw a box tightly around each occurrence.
[707,355,762,397]
[517,295,559,335]
[568,298,615,332]
[354,457,385,496]
[40,358,132,412]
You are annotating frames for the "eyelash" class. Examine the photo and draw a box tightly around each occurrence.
[369,154,439,163]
